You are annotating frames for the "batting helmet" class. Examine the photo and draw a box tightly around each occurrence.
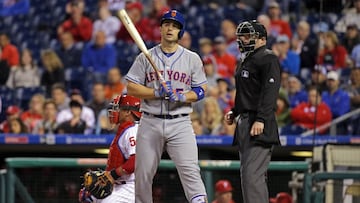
[215,180,233,194]
[161,9,185,39]
[236,20,267,52]
[108,95,141,124]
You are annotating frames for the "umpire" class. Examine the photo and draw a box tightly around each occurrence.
[224,20,281,203]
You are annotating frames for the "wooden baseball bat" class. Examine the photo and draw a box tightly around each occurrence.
[117,9,169,90]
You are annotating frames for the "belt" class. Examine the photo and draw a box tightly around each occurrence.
[143,112,189,119]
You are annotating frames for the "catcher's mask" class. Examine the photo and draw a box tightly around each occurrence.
[108,94,141,124]
[236,20,267,52]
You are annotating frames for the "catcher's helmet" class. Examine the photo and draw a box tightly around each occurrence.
[236,20,267,52]
[108,94,141,124]
[161,9,185,39]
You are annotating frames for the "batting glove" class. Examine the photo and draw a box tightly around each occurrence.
[154,81,173,98]
[169,92,186,102]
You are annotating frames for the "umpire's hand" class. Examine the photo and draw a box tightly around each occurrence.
[250,121,264,136]
[224,111,234,125]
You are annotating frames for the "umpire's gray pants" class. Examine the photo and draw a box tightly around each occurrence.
[236,116,272,203]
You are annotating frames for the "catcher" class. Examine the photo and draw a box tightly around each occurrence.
[79,94,141,203]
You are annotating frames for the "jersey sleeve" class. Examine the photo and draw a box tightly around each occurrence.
[191,53,208,87]
[125,53,148,85]
[117,125,137,159]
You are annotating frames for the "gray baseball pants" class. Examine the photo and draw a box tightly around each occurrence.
[236,115,272,203]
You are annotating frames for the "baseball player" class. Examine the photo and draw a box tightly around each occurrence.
[79,94,141,203]
[125,9,208,203]
[212,180,236,203]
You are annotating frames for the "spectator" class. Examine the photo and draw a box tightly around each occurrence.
[82,30,117,80]
[335,0,360,34]
[343,68,360,134]
[55,32,82,69]
[20,94,44,132]
[280,70,290,92]
[57,89,95,134]
[86,82,108,119]
[92,6,121,44]
[286,86,332,135]
[0,32,19,67]
[0,49,10,85]
[276,90,291,130]
[191,113,204,136]
[147,0,170,43]
[203,56,220,88]
[33,99,59,135]
[117,2,155,42]
[9,118,28,134]
[57,100,87,134]
[287,76,307,108]
[273,35,300,76]
[257,14,276,49]
[95,108,114,135]
[270,192,293,203]
[292,21,318,78]
[40,50,65,97]
[221,19,240,60]
[198,37,214,58]
[343,24,360,54]
[322,71,350,134]
[201,97,223,135]
[51,83,70,112]
[267,1,292,39]
[104,67,126,100]
[351,43,360,67]
[57,0,93,42]
[211,180,235,203]
[317,31,348,70]
[211,36,237,79]
[0,105,21,133]
[6,48,40,89]
[216,78,234,113]
[306,65,328,93]
[179,31,193,50]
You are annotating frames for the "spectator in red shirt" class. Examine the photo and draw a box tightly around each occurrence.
[57,0,93,42]
[20,94,45,132]
[318,31,348,70]
[211,180,236,203]
[289,86,332,134]
[0,32,19,67]
[267,1,292,39]
[211,36,237,79]
[117,2,155,42]
[0,105,21,133]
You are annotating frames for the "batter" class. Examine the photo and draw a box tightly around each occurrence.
[125,9,208,203]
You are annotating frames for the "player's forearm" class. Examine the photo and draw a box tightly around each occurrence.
[127,81,157,99]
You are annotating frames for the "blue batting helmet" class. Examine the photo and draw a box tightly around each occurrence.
[160,9,185,39]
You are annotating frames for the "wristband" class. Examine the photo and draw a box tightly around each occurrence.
[154,89,160,98]
[110,169,121,180]
[191,86,205,101]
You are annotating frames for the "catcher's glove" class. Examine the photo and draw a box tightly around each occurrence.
[83,170,115,199]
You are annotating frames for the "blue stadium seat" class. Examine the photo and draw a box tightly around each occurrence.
[14,86,46,110]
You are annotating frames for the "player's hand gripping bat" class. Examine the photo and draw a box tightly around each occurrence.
[118,9,176,99]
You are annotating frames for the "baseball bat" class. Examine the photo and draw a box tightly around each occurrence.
[117,9,169,91]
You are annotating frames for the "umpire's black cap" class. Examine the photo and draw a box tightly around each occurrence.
[250,20,267,39]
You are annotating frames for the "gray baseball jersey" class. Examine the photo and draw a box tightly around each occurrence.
[125,45,207,115]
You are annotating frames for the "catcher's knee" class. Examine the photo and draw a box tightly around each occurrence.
[191,194,207,203]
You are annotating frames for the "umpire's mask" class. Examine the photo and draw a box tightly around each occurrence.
[236,20,267,53]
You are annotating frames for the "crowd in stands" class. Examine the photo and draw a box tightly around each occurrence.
[1,0,360,136]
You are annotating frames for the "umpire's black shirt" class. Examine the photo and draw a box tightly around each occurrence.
[232,45,281,145]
